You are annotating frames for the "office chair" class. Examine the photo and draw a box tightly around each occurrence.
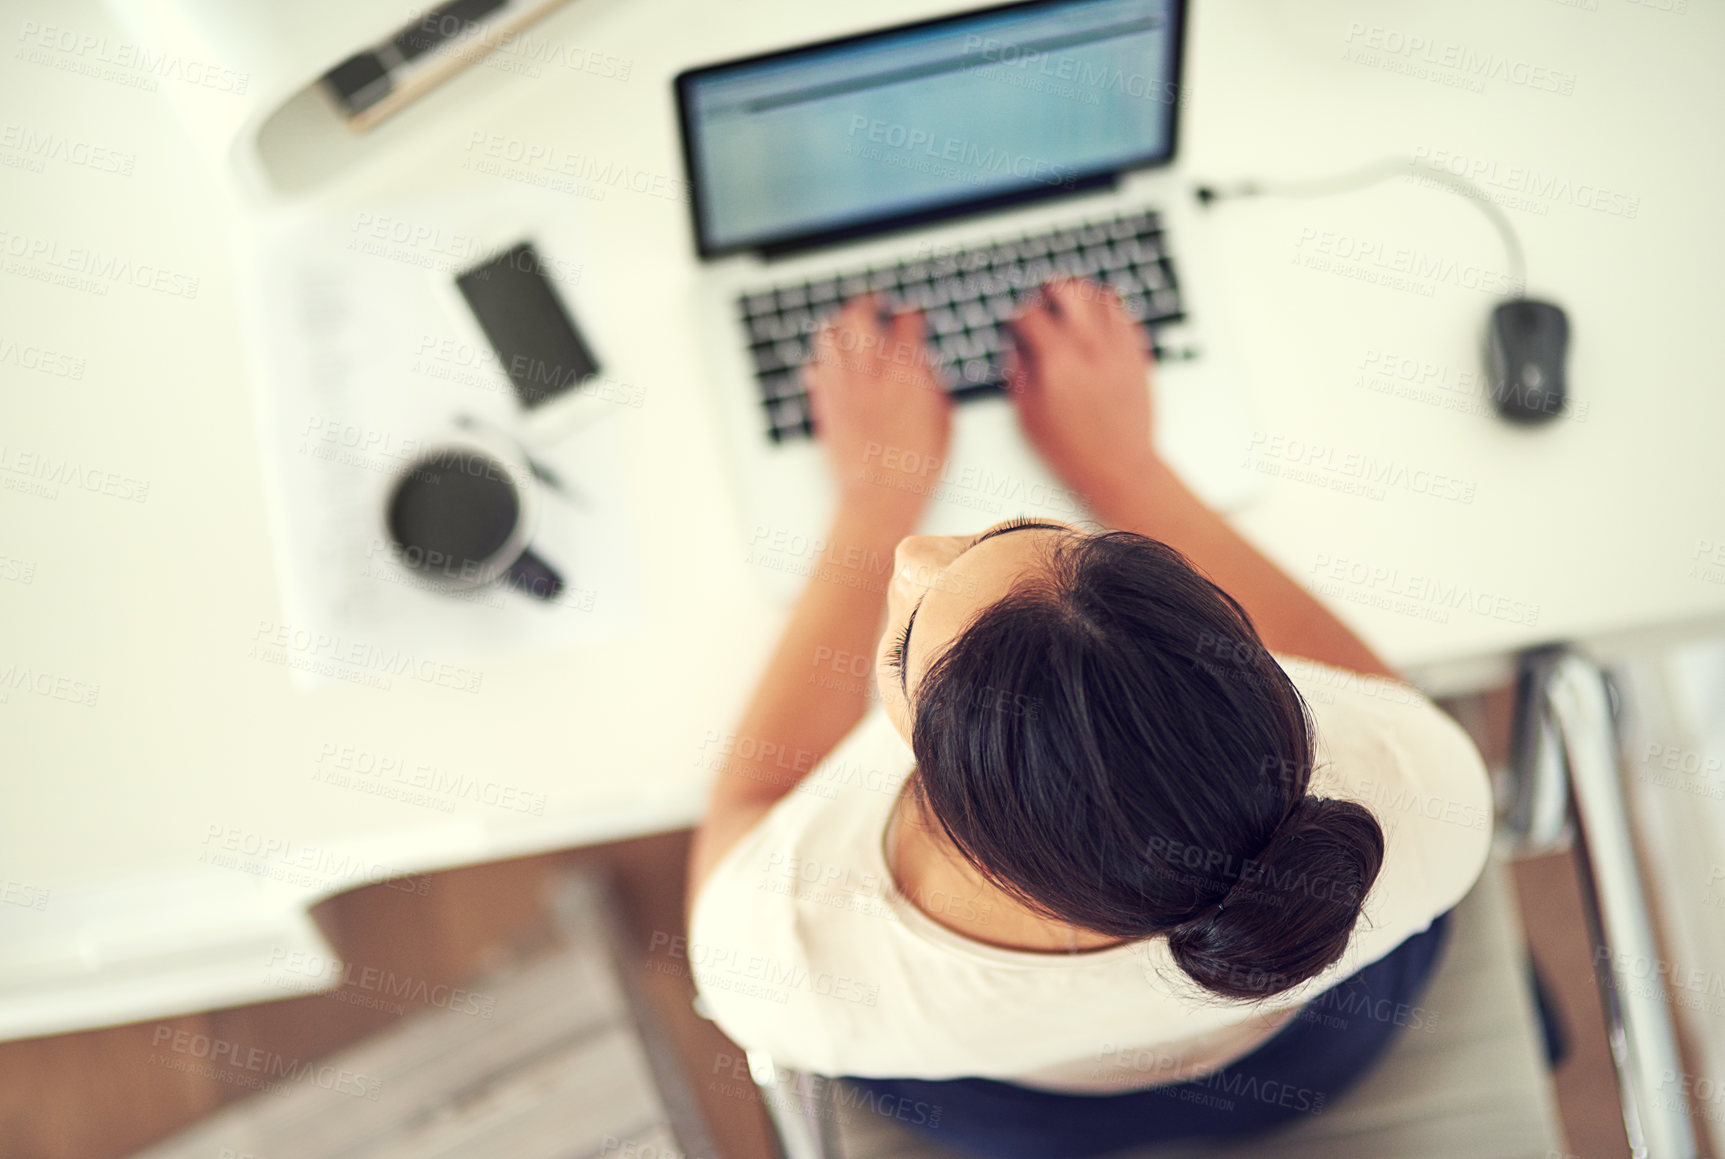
[711,648,1709,1158]
[730,855,1565,1159]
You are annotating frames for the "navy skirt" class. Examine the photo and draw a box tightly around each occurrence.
[840,910,1453,1159]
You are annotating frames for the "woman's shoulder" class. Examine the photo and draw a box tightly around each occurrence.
[690,705,913,919]
[1268,652,1429,712]
[1269,653,1485,772]
[1269,651,1494,913]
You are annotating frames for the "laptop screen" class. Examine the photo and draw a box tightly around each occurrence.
[676,0,1184,257]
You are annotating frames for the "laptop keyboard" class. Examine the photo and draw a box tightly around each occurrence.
[736,209,1196,443]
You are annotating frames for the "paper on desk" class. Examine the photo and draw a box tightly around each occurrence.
[235,191,646,691]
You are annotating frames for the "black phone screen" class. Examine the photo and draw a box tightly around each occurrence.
[455,242,601,408]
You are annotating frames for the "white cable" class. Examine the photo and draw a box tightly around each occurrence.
[1200,156,1528,291]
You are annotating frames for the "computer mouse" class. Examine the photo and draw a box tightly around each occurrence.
[1487,299,1568,423]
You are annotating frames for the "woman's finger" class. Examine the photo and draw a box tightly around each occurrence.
[807,318,840,382]
[888,309,932,386]
[888,306,924,348]
[1009,298,1059,373]
[833,294,887,369]
[1000,340,1027,396]
[1046,277,1109,336]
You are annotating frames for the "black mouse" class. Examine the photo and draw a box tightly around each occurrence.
[1487,299,1569,423]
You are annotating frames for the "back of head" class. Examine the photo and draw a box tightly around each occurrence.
[907,531,1384,1000]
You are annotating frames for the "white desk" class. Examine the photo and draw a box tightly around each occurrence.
[2,0,1722,1040]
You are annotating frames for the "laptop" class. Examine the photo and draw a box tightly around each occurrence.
[675,0,1257,594]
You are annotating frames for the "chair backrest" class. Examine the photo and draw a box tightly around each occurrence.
[749,1049,843,1159]
[748,856,1565,1159]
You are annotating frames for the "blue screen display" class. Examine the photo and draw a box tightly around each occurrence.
[682,0,1180,254]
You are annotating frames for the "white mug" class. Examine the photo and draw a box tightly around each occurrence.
[379,430,564,601]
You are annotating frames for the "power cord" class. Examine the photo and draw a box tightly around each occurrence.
[1194,157,1527,291]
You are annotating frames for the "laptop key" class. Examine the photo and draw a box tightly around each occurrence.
[758,369,799,399]
[767,397,799,429]
[960,357,992,385]
[920,279,958,309]
[945,274,983,305]
[986,269,1019,297]
[947,273,980,301]
[926,305,962,335]
[752,344,788,374]
[1054,250,1089,277]
[974,325,1008,355]
[1122,211,1160,237]
[934,332,970,362]
[1022,256,1055,285]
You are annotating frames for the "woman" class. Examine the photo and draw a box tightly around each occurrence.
[686,280,1492,1158]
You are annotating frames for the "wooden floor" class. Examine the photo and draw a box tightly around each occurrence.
[0,691,1660,1158]
[0,832,774,1159]
[1508,852,1633,1159]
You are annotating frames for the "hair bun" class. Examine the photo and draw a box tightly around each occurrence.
[1167,796,1384,1000]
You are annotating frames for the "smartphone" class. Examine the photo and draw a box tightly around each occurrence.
[455,241,601,409]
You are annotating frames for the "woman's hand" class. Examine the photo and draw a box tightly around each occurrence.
[1004,278,1164,517]
[804,295,953,525]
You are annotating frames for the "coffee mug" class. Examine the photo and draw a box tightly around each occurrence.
[381,437,564,601]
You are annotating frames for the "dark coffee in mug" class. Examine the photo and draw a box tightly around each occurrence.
[386,450,520,582]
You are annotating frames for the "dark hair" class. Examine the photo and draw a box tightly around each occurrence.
[906,530,1384,1000]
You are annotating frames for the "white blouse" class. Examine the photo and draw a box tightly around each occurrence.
[688,653,1493,1093]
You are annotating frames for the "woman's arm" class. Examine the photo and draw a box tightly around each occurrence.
[1091,462,1401,681]
[686,298,953,906]
[1006,278,1401,682]
[684,502,914,901]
